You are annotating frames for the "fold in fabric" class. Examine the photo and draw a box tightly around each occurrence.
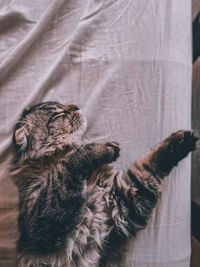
[0,0,192,266]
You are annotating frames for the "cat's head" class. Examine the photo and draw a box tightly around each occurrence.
[12,101,87,158]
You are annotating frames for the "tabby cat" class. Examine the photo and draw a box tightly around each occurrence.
[10,101,198,267]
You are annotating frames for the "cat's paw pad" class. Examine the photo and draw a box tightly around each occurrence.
[167,130,199,160]
[106,142,120,161]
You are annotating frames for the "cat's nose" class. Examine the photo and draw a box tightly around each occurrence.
[65,104,79,113]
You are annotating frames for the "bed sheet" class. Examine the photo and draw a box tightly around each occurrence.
[0,0,192,266]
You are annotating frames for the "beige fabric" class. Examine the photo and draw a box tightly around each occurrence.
[0,0,192,266]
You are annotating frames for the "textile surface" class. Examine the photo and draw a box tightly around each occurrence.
[0,0,192,266]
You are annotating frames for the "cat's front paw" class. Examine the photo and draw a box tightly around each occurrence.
[164,130,199,162]
[105,142,120,162]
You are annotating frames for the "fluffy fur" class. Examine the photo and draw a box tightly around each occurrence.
[10,101,198,266]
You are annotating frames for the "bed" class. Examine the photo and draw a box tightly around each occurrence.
[0,0,192,266]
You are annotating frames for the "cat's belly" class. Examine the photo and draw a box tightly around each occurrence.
[67,184,108,266]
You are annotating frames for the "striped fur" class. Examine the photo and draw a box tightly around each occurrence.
[10,102,198,266]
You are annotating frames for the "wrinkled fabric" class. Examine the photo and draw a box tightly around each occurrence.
[0,0,192,266]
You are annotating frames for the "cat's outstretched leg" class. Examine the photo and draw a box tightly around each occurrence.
[131,130,199,180]
[101,131,199,266]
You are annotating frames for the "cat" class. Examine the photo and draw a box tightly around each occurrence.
[10,101,198,267]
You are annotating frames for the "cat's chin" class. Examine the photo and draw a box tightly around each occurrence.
[69,114,87,144]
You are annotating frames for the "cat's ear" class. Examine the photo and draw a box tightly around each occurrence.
[14,126,28,148]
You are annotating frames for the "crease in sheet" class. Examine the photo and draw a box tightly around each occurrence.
[0,1,106,148]
[0,0,66,82]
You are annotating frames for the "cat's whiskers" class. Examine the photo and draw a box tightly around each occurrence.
[68,126,83,166]
[69,116,94,168]
[83,135,92,142]
[73,136,94,168]
[56,96,64,105]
